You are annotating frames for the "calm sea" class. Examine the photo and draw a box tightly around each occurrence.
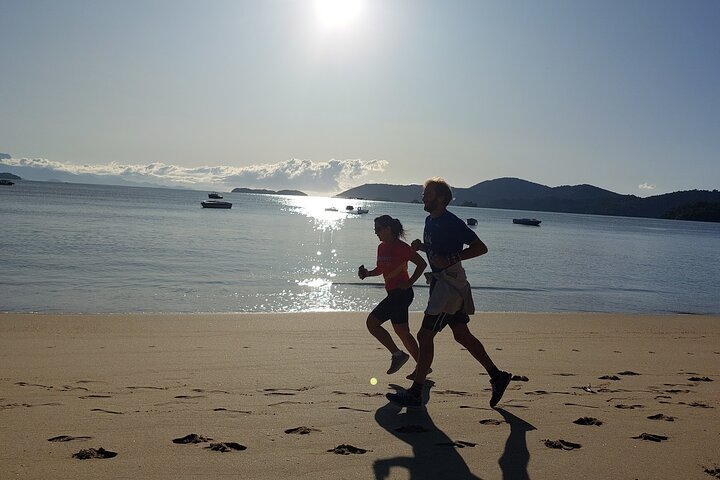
[1,181,718,315]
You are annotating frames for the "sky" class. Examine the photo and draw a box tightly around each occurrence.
[1,0,719,196]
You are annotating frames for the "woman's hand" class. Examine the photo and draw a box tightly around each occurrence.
[358,265,368,280]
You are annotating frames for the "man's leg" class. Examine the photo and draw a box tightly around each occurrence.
[449,322,496,372]
[386,316,442,407]
[412,326,437,385]
[449,322,512,407]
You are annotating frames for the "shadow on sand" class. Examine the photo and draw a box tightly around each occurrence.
[373,385,536,480]
[496,408,536,480]
[373,382,482,480]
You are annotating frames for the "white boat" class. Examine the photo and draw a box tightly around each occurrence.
[208,192,223,199]
[467,218,477,226]
[201,200,232,209]
[346,206,368,214]
[513,218,541,226]
[324,207,338,212]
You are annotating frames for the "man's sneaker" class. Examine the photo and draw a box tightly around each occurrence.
[386,390,421,407]
[405,367,432,380]
[489,371,512,408]
[387,351,410,374]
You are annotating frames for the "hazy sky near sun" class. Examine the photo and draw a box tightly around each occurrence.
[1,0,719,195]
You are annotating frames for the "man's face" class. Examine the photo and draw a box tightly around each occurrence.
[422,184,441,213]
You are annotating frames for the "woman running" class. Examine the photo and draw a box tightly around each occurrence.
[359,215,427,376]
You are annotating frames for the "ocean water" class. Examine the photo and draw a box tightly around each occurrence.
[1,181,719,315]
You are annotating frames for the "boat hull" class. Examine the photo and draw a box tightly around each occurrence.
[513,218,541,226]
[201,200,232,209]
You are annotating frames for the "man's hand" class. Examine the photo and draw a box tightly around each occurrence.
[411,239,424,251]
[358,265,368,280]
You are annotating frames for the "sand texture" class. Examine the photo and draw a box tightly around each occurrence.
[1,312,719,479]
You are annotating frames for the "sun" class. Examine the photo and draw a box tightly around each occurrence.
[314,0,364,29]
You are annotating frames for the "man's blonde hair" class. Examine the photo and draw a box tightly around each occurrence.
[424,177,453,206]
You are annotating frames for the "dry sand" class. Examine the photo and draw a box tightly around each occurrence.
[1,312,718,479]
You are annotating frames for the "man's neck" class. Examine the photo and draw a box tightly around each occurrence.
[429,206,446,219]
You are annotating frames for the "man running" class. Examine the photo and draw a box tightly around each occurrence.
[386,177,512,408]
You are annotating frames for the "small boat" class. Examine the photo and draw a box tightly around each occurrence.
[0,179,14,186]
[467,218,477,226]
[208,192,223,199]
[324,207,338,212]
[347,206,369,214]
[513,218,541,226]
[201,200,232,209]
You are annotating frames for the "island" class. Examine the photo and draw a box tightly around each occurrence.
[231,187,307,196]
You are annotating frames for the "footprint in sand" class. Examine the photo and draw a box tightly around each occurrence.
[48,435,93,442]
[688,376,713,382]
[91,408,123,415]
[436,390,470,396]
[573,417,602,426]
[679,401,713,408]
[338,406,371,412]
[436,440,476,448]
[617,371,641,376]
[615,404,644,409]
[206,442,246,452]
[543,439,581,450]
[72,448,117,459]
[704,466,720,478]
[285,426,321,435]
[173,433,212,444]
[647,413,676,421]
[598,375,621,381]
[511,375,529,382]
[214,407,251,414]
[632,433,668,442]
[479,419,505,425]
[328,444,369,455]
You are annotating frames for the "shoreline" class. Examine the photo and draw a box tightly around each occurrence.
[2,312,718,479]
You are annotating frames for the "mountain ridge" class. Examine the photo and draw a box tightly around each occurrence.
[336,177,720,222]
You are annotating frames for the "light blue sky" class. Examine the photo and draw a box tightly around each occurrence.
[1,0,719,195]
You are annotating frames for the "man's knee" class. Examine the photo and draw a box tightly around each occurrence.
[451,324,474,344]
[417,327,437,344]
[366,315,380,329]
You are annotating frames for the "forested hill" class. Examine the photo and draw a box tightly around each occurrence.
[336,178,720,222]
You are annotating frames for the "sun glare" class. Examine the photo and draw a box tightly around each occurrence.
[314,0,364,29]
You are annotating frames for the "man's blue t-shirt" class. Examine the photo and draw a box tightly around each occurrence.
[423,210,479,272]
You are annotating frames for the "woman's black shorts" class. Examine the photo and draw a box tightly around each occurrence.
[371,288,414,325]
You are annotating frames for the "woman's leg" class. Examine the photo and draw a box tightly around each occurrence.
[392,322,419,360]
[366,314,400,353]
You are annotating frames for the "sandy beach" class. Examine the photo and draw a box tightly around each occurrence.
[1,312,718,479]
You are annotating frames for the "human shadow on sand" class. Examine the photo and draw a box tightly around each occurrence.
[373,382,482,480]
[496,408,536,480]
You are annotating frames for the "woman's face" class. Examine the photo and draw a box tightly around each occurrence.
[374,223,392,242]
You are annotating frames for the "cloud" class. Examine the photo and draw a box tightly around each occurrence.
[0,157,389,194]
[638,182,656,190]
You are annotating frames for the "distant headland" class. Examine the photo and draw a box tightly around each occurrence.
[335,178,720,222]
[231,187,307,196]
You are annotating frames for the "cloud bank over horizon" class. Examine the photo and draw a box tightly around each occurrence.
[0,157,389,194]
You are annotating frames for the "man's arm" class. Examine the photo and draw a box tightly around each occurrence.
[461,237,488,261]
[431,237,488,270]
